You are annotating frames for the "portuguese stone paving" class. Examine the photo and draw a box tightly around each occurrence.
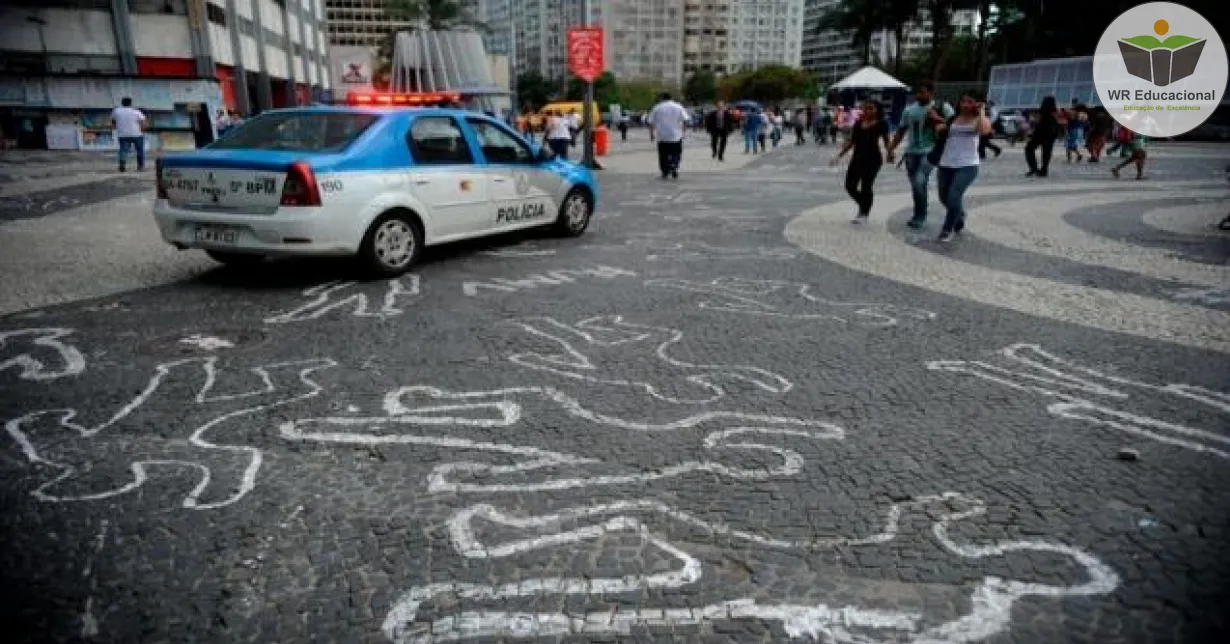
[1,136,1228,643]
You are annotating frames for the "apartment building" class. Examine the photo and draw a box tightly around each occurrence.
[0,0,332,150]
[724,0,805,73]
[325,0,411,48]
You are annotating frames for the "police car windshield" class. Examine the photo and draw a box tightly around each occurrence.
[210,112,379,152]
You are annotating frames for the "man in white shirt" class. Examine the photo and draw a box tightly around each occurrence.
[646,92,689,179]
[111,97,147,172]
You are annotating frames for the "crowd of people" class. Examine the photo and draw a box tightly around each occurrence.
[637,84,1155,243]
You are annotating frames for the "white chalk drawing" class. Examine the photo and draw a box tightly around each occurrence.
[382,493,1120,643]
[927,343,1230,458]
[0,328,86,381]
[4,357,335,508]
[461,265,635,297]
[586,239,797,260]
[264,276,420,323]
[1171,286,1230,305]
[616,192,703,208]
[281,384,844,493]
[508,316,791,403]
[179,335,236,351]
[646,277,937,327]
[478,242,557,258]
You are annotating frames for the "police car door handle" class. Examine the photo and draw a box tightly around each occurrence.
[412,175,431,185]
[492,177,508,182]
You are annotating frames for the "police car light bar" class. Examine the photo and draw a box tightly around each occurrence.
[345,91,462,106]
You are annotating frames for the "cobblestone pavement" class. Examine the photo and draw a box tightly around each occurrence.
[1,141,1229,644]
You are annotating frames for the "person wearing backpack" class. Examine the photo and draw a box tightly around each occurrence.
[932,90,993,242]
[888,81,954,229]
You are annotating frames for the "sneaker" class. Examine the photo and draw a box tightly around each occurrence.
[118,164,126,173]
[851,212,869,224]
[1111,167,1120,179]
[906,218,925,230]
[937,231,954,242]
[671,169,679,179]
[1025,170,1037,177]
[993,148,1002,158]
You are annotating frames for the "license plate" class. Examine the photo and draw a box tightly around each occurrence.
[194,226,239,244]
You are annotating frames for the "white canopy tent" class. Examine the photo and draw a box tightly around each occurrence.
[830,66,909,90]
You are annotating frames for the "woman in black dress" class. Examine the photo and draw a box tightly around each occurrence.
[831,100,895,222]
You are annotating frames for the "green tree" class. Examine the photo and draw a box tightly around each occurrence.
[516,70,554,110]
[682,70,718,105]
[718,65,814,103]
[565,72,619,107]
[619,81,677,111]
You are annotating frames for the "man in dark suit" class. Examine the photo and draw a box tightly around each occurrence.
[704,101,736,161]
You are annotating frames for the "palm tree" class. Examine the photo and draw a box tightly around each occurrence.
[386,0,487,32]
[882,0,920,75]
[815,0,886,65]
[375,0,488,89]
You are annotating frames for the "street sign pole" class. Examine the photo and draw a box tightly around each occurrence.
[580,0,597,169]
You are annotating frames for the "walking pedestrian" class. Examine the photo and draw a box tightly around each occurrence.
[935,91,993,242]
[1065,107,1088,163]
[742,109,763,154]
[704,100,735,161]
[888,81,954,229]
[545,111,573,160]
[831,100,894,223]
[794,108,807,145]
[1025,96,1061,177]
[111,97,147,172]
[618,113,629,141]
[646,92,689,179]
[978,100,1003,159]
[1085,107,1112,162]
[1110,126,1149,180]
[758,111,770,153]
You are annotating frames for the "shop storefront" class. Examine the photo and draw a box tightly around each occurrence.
[0,76,223,151]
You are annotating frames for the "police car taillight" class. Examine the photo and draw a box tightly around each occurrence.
[155,159,168,199]
[280,161,321,207]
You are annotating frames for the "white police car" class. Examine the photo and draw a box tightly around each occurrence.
[153,98,598,276]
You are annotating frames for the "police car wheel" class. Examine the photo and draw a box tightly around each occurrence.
[206,250,264,267]
[360,210,422,276]
[554,189,592,237]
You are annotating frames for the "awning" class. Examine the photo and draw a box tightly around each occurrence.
[830,66,909,90]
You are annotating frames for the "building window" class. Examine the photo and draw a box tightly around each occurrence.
[130,0,187,14]
[238,16,255,36]
[46,53,122,74]
[206,2,227,26]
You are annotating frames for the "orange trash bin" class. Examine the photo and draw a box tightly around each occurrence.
[594,126,609,156]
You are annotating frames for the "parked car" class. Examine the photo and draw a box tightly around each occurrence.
[154,106,598,276]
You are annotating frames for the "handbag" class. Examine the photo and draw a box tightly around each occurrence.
[926,116,957,166]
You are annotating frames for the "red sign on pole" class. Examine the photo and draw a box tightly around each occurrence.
[567,27,604,82]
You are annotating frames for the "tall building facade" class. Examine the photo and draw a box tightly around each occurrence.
[724,0,805,73]
[0,0,331,150]
[325,0,410,48]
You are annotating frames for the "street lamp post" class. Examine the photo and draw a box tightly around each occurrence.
[580,0,599,169]
[508,4,518,123]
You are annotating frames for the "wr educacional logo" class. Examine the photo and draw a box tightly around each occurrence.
[1116,18,1206,86]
